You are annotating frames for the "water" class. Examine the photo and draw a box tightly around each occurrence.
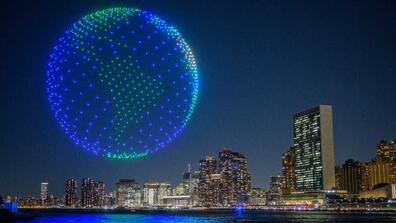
[14,210,396,223]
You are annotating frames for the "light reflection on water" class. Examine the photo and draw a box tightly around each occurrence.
[15,211,396,223]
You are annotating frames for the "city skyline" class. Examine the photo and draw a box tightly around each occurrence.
[10,133,396,208]
[1,0,396,198]
[4,105,394,199]
[2,102,396,198]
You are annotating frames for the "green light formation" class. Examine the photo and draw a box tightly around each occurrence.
[99,56,164,146]
[47,7,199,160]
[106,151,148,159]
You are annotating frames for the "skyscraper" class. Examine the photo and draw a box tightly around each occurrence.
[182,168,200,205]
[81,178,94,207]
[293,105,336,191]
[198,156,219,207]
[225,150,251,205]
[198,149,251,207]
[40,182,48,201]
[182,164,200,196]
[93,181,105,207]
[282,147,296,191]
[218,149,234,206]
[65,179,77,207]
[172,165,196,197]
[115,179,141,208]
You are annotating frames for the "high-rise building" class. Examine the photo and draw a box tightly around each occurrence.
[81,178,94,207]
[143,182,171,206]
[340,159,366,194]
[198,156,220,207]
[230,151,251,204]
[65,179,78,207]
[182,165,200,195]
[376,139,396,162]
[40,182,48,201]
[198,149,251,207]
[115,179,141,207]
[182,168,200,205]
[293,105,336,191]
[182,164,193,195]
[93,181,105,207]
[218,149,251,206]
[218,149,234,206]
[208,173,222,205]
[282,147,296,191]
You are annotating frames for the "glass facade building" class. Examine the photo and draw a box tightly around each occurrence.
[293,105,335,191]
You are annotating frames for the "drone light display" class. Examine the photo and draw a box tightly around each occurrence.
[46,8,199,159]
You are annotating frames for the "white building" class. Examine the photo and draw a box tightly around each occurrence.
[40,182,48,200]
[143,182,171,206]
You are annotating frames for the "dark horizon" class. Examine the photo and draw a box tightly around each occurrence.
[1,0,396,198]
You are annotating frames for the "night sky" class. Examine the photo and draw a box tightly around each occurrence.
[1,0,396,198]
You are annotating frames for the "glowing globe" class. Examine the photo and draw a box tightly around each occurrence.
[46,8,199,159]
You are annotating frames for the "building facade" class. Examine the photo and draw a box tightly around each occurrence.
[198,149,251,207]
[375,139,396,184]
[81,178,94,207]
[198,156,219,207]
[65,179,77,207]
[269,175,283,194]
[282,147,296,191]
[367,161,393,190]
[218,149,251,206]
[40,182,48,201]
[249,188,267,206]
[335,165,344,190]
[340,159,366,194]
[93,181,105,207]
[293,105,336,191]
[180,167,200,205]
[115,179,141,207]
[376,139,396,162]
[143,182,171,206]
